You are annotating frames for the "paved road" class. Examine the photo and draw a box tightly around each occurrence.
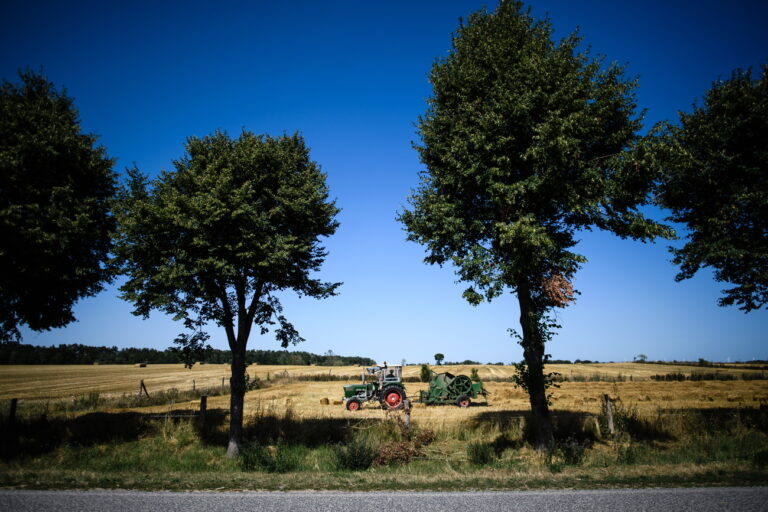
[1,487,766,512]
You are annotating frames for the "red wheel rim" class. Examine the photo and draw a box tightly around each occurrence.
[348,401,360,411]
[385,392,402,408]
[459,399,469,407]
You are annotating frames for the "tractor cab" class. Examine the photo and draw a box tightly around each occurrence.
[365,364,402,384]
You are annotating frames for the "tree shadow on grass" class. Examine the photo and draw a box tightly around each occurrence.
[1,411,154,460]
[468,406,768,445]
[200,409,368,447]
[0,407,373,460]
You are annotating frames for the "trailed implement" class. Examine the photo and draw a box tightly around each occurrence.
[418,370,487,407]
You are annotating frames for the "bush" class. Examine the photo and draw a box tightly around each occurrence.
[332,437,378,471]
[374,441,421,466]
[467,441,496,465]
[420,364,431,383]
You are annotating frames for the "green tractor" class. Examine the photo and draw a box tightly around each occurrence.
[419,370,487,407]
[342,364,407,411]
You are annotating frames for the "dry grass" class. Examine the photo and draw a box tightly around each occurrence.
[0,364,231,400]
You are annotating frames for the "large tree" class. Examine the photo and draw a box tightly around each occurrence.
[654,66,767,312]
[399,1,671,448]
[113,130,339,456]
[0,70,116,342]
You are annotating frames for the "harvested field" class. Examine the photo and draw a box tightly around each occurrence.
[2,363,765,421]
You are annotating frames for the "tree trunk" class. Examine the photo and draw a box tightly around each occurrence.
[517,284,554,451]
[226,344,247,457]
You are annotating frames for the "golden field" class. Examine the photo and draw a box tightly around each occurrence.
[1,362,767,491]
[1,363,766,422]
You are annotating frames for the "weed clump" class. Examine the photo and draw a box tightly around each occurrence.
[332,437,378,470]
[374,441,422,466]
[467,441,496,465]
[556,436,589,465]
[616,443,638,465]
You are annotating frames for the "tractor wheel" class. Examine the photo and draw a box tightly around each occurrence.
[381,385,406,410]
[346,398,362,411]
[456,395,471,408]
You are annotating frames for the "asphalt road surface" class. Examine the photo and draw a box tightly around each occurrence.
[1,487,766,512]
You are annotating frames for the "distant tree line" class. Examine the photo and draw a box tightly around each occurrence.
[0,343,375,366]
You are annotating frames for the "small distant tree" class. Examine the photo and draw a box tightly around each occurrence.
[420,363,432,382]
[634,354,648,363]
[0,70,116,342]
[113,130,340,457]
[434,353,445,365]
[653,66,767,312]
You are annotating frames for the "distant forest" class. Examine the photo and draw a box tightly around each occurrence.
[0,343,376,366]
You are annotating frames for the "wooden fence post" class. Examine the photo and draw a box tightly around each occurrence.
[403,399,411,440]
[9,398,17,425]
[221,377,225,389]
[603,394,615,435]
[198,396,207,429]
[139,379,149,397]
[192,379,195,392]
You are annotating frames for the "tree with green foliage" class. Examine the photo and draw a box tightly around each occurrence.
[0,70,116,342]
[434,353,444,365]
[399,1,671,449]
[420,363,432,382]
[171,331,213,369]
[113,130,340,456]
[653,66,767,312]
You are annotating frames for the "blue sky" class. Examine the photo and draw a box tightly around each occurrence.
[2,1,766,363]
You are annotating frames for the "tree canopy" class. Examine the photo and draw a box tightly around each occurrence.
[113,130,340,455]
[654,66,767,312]
[0,70,116,342]
[399,0,670,448]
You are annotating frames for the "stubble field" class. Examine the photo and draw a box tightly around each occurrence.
[1,362,766,420]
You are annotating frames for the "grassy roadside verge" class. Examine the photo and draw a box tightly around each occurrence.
[1,464,766,491]
[2,400,767,491]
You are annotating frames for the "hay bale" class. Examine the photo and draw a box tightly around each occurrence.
[134,363,147,368]
[333,400,343,405]
[320,397,330,405]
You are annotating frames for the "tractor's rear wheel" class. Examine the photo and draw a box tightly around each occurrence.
[346,398,362,411]
[381,385,406,410]
[456,394,471,408]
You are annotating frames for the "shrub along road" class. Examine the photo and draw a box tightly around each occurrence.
[1,488,767,512]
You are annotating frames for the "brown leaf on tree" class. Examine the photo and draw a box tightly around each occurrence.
[541,273,576,307]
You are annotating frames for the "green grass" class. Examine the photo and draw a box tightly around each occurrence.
[1,401,767,490]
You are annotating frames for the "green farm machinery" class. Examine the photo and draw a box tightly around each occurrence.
[342,364,407,411]
[342,364,487,410]
[418,370,487,407]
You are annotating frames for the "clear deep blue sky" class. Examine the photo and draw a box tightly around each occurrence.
[2,1,766,363]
